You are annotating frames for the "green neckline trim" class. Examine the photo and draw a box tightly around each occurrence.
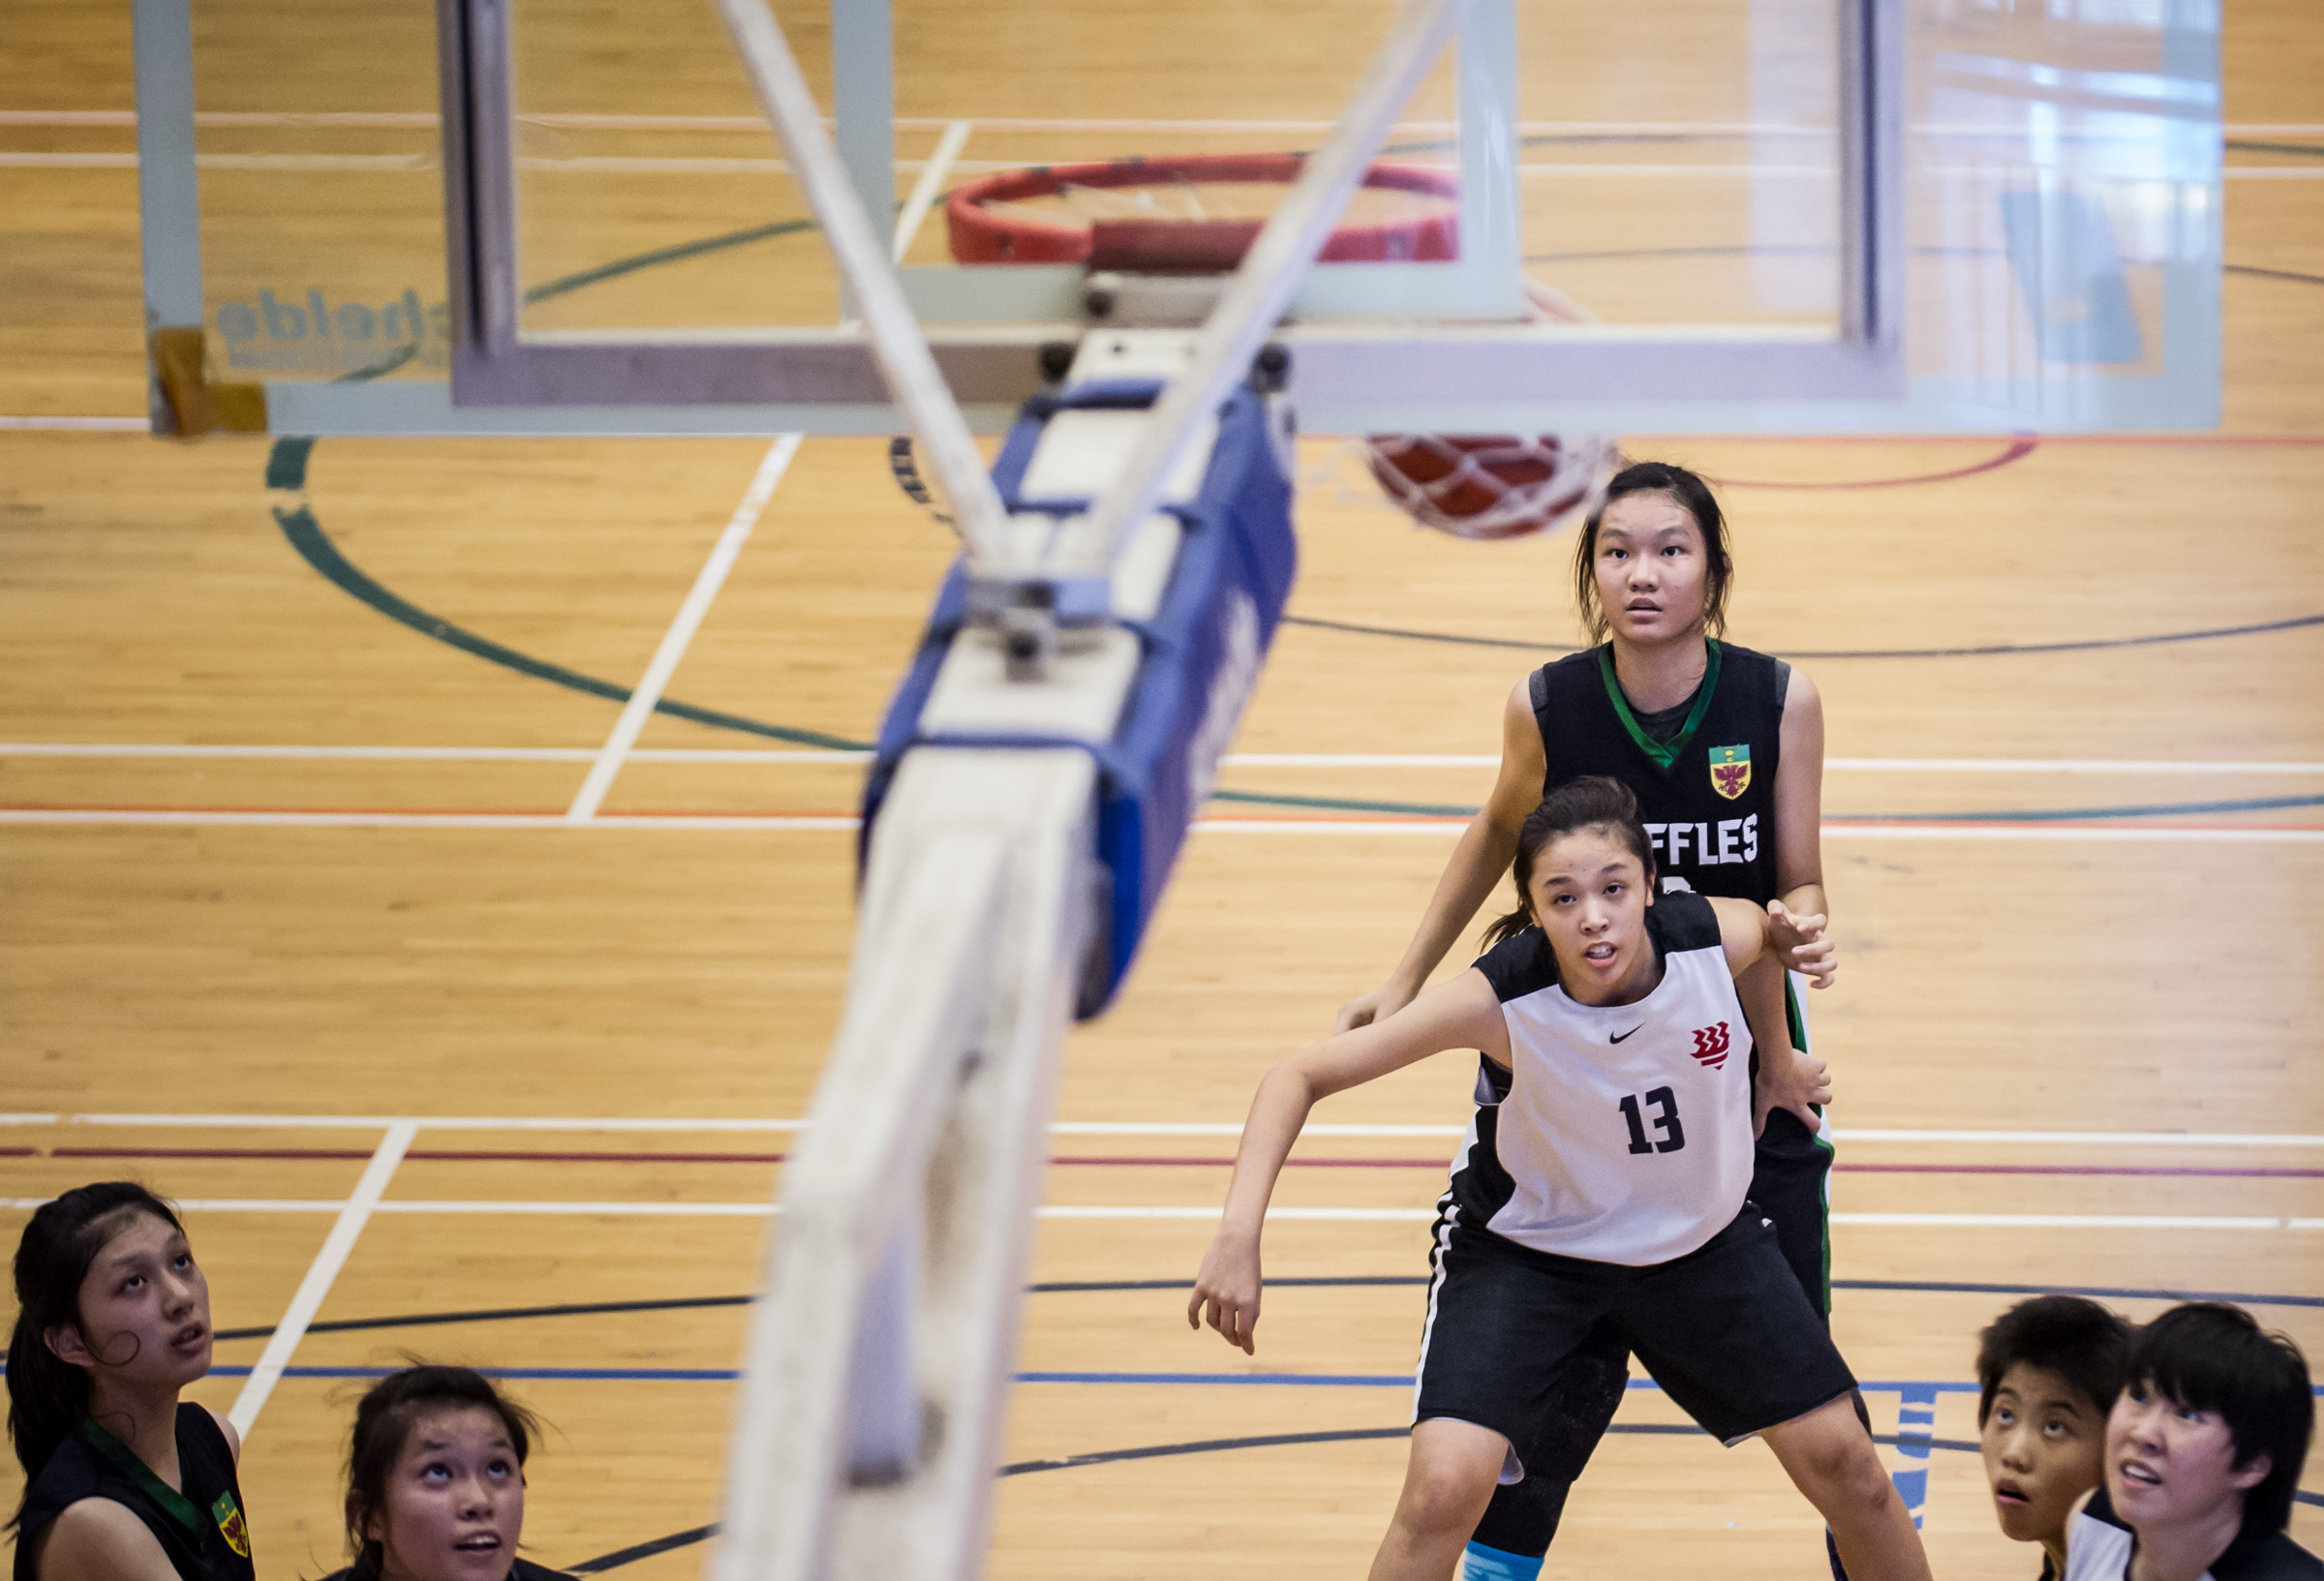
[1597,640,1723,771]
[76,1414,202,1535]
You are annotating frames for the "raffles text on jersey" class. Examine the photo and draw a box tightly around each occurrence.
[1530,640,1786,905]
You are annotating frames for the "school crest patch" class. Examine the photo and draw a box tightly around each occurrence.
[212,1491,251,1558]
[1708,744,1751,801]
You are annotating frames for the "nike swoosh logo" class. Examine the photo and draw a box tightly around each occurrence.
[1610,1026,1642,1044]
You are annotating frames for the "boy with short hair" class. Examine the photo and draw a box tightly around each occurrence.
[1977,1295,2135,1578]
[2063,1302,2321,1580]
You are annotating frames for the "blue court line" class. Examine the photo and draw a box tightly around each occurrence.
[195,1363,2143,1394]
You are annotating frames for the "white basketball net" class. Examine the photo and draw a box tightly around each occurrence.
[1363,431,1620,539]
[1360,277,1618,539]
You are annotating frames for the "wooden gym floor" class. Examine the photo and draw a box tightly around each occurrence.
[2,0,2320,1576]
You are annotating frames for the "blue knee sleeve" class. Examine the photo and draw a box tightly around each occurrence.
[1462,1541,1545,1581]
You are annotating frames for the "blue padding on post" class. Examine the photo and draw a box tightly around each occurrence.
[860,378,1298,1018]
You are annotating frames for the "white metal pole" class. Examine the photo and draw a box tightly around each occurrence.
[712,0,1009,557]
[1079,0,1468,571]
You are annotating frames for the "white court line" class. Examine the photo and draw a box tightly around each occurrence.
[11,109,2315,135]
[374,1200,772,1217]
[1819,826,2324,843]
[1829,1213,2324,1231]
[7,745,2324,775]
[566,434,802,821]
[8,1198,2314,1231]
[1,1199,348,1212]
[11,1113,2320,1148]
[0,416,148,432]
[225,1121,415,1434]
[14,810,2315,838]
[18,143,2310,181]
[894,120,972,261]
[0,744,872,763]
[0,811,862,830]
[0,153,430,170]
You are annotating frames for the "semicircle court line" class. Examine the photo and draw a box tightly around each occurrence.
[1705,434,2037,490]
[562,1426,2324,1571]
[1274,609,2324,661]
[266,441,2324,827]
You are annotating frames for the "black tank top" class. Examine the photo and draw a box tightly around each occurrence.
[13,1406,255,1581]
[1532,640,1789,905]
[320,1561,576,1581]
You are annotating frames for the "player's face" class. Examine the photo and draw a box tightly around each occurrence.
[1981,1363,2106,1547]
[2103,1377,2270,1533]
[1527,828,1656,1006]
[1593,491,1710,647]
[48,1212,212,1393]
[370,1407,528,1581]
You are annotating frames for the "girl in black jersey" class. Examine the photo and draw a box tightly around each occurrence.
[1188,778,1927,1581]
[323,1366,574,1581]
[7,1183,254,1581]
[1335,460,1841,1578]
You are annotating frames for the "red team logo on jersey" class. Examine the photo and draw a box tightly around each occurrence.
[1708,745,1751,801]
[1688,1021,1731,1069]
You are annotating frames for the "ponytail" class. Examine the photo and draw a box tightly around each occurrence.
[1481,776,1659,951]
[7,1183,185,1524]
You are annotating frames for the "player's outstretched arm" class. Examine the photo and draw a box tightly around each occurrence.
[1333,680,1544,1033]
[1708,896,1836,988]
[1191,972,1509,1353]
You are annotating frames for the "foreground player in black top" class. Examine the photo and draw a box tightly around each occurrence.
[7,1183,254,1581]
[1336,461,1840,1579]
[2059,1305,2319,1581]
[323,1366,574,1581]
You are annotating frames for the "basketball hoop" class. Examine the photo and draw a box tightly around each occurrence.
[946,153,1615,540]
[946,152,1460,269]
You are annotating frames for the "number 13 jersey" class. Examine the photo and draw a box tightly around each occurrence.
[1452,891,1756,1266]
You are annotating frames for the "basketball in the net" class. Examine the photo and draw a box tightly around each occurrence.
[1363,433,1616,541]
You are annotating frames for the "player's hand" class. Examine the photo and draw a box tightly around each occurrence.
[1764,900,1836,988]
[1187,1231,1263,1354]
[1754,1044,1831,1138]
[1333,980,1415,1035]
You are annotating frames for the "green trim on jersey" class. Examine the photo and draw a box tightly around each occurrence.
[1597,639,1724,771]
[76,1415,203,1536]
[1783,972,1836,1312]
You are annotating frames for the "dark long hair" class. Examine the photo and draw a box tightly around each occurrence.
[7,1183,187,1522]
[2125,1303,2312,1537]
[1481,776,1658,951]
[344,1365,543,1577]
[1572,460,1733,645]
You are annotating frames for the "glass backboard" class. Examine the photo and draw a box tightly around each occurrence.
[141,0,2220,435]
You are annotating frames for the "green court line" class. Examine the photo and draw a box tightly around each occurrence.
[263,468,2324,825]
[522,218,821,307]
[266,450,872,752]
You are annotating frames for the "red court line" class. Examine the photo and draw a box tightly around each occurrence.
[22,1146,2323,1179]
[1713,435,2039,490]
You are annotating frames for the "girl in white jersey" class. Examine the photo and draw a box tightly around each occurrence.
[1188,776,1930,1581]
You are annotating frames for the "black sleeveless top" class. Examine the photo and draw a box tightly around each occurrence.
[1532,641,1789,906]
[320,1561,576,1581]
[13,1406,255,1581]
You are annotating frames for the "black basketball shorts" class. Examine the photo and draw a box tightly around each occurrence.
[1412,1204,1857,1455]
